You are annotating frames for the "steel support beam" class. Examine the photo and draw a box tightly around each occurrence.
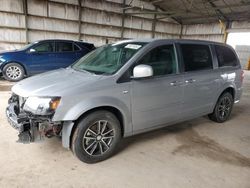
[219,20,231,43]
[179,24,183,39]
[78,0,82,40]
[23,0,28,44]
[121,0,126,39]
[151,7,157,38]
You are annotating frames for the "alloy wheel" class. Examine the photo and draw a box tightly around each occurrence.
[6,66,22,80]
[82,120,115,156]
[218,96,232,120]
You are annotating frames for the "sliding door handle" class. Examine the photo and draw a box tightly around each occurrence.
[170,81,177,86]
[185,79,196,83]
[170,81,183,86]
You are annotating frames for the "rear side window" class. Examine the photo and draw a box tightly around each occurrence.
[82,43,95,51]
[74,44,81,51]
[181,44,213,72]
[215,45,237,67]
[56,42,73,52]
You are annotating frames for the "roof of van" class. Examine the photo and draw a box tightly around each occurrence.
[115,38,233,49]
[119,38,227,45]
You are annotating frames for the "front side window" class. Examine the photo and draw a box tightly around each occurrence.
[33,42,54,53]
[136,45,177,76]
[56,42,73,52]
[181,44,213,72]
[72,42,147,75]
[215,45,237,67]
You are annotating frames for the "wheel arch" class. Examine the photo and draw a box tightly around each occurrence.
[210,86,235,113]
[220,87,235,100]
[66,106,125,150]
[3,61,28,75]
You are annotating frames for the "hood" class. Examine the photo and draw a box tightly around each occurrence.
[12,68,103,97]
[0,49,22,55]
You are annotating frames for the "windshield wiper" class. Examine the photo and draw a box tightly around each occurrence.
[72,67,94,75]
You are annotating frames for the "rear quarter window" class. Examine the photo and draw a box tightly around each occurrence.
[56,42,73,52]
[215,45,238,67]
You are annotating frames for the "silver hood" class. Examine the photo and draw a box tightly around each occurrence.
[12,68,103,97]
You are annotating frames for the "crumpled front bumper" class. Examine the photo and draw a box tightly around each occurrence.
[6,103,29,132]
[6,97,63,144]
[6,103,32,143]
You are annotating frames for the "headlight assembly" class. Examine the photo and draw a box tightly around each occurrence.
[23,96,61,115]
[0,56,6,64]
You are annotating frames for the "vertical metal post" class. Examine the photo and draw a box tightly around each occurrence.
[151,7,157,38]
[219,20,229,44]
[223,22,230,44]
[78,0,82,40]
[47,0,49,17]
[121,0,126,39]
[23,0,28,44]
[179,24,183,39]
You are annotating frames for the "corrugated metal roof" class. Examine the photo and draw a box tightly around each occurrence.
[138,0,250,24]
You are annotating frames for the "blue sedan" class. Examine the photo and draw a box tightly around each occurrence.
[0,39,95,81]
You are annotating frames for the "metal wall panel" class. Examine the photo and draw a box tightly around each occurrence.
[1,0,250,51]
[0,12,25,28]
[0,0,23,13]
[182,23,224,42]
[27,0,47,16]
[0,28,26,42]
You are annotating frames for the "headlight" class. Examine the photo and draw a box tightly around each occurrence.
[23,96,61,115]
[0,56,6,64]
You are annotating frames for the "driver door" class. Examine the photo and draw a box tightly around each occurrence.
[131,44,184,133]
[28,41,57,74]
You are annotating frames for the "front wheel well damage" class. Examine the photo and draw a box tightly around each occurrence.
[69,106,124,149]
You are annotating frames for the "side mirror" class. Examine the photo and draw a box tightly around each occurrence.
[132,64,153,79]
[28,48,36,53]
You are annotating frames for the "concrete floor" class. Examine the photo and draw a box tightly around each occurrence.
[0,72,250,188]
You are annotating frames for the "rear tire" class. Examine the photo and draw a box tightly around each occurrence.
[3,63,25,81]
[208,92,234,123]
[71,110,121,163]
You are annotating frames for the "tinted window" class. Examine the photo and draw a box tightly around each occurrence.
[74,44,80,51]
[215,45,237,67]
[137,45,176,76]
[33,42,54,53]
[56,42,73,52]
[181,44,213,72]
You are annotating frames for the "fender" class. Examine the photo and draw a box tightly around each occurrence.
[56,96,132,148]
[211,82,236,111]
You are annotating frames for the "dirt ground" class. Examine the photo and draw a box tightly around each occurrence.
[0,72,250,188]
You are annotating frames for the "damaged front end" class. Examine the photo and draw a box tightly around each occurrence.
[6,93,62,144]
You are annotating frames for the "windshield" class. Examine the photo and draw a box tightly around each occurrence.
[72,42,147,75]
[18,42,37,51]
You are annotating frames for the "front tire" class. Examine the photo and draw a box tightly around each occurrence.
[208,92,234,123]
[3,63,25,81]
[72,110,121,163]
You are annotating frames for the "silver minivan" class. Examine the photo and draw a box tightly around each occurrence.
[6,39,243,163]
